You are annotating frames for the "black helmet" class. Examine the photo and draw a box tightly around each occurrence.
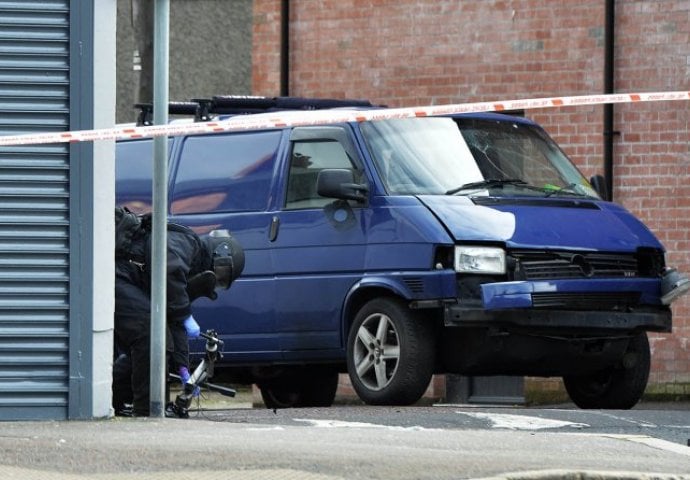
[203,229,245,290]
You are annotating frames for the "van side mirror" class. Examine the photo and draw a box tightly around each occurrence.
[589,174,609,200]
[317,168,368,202]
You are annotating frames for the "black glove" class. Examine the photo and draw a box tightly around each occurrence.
[186,271,218,301]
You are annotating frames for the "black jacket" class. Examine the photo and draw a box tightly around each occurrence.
[115,222,213,328]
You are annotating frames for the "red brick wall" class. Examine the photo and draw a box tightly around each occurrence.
[612,1,690,387]
[253,0,690,387]
[252,1,283,95]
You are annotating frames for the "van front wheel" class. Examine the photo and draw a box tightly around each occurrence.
[563,332,650,409]
[347,298,435,405]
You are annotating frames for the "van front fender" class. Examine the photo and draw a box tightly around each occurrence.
[341,270,456,337]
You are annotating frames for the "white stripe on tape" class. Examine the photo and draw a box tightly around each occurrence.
[0,90,687,147]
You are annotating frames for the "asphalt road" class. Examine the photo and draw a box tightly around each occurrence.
[208,403,690,442]
[198,400,690,447]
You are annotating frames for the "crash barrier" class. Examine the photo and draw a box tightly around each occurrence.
[0,90,688,147]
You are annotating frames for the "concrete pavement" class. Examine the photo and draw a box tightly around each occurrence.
[1,393,689,480]
[1,411,689,480]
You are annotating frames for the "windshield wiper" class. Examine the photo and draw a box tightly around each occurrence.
[446,178,535,195]
[543,183,590,198]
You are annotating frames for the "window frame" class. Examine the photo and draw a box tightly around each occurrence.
[283,126,365,210]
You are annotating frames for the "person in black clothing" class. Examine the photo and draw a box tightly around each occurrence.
[112,209,243,417]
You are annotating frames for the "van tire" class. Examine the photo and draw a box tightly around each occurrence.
[347,297,435,405]
[563,332,650,409]
[258,366,339,409]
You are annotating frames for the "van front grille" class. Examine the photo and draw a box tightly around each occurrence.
[510,251,640,280]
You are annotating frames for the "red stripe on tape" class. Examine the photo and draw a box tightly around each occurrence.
[0,91,687,146]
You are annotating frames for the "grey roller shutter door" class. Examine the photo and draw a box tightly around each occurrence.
[0,1,70,420]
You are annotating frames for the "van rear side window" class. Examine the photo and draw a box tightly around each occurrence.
[116,139,167,213]
[171,131,282,214]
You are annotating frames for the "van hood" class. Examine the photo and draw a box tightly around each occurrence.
[417,195,663,251]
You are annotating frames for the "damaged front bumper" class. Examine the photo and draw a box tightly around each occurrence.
[444,277,673,332]
[444,304,671,332]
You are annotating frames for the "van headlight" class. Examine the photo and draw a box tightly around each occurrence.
[454,246,506,274]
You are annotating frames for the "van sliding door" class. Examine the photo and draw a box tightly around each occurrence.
[168,130,285,362]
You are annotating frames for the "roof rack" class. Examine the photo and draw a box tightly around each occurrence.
[210,95,375,114]
[135,100,212,126]
[134,96,377,126]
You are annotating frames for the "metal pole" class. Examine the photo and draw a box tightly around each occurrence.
[150,0,169,418]
[280,0,290,96]
[603,0,615,202]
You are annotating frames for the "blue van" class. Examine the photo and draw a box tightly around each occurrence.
[115,96,688,409]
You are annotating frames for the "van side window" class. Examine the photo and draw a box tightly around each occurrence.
[171,131,281,214]
[116,139,175,214]
[285,140,355,209]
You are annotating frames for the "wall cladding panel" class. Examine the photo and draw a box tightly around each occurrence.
[0,0,70,420]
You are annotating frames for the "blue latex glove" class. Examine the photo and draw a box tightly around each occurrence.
[183,315,200,339]
[178,366,200,397]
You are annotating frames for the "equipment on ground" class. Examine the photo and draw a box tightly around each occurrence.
[165,330,236,419]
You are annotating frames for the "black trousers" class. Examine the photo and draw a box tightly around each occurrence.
[168,322,190,373]
[113,313,151,415]
[112,352,133,411]
[113,315,188,416]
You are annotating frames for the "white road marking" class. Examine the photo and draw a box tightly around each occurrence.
[457,411,589,430]
[600,434,690,457]
[293,419,433,431]
[291,413,689,458]
[588,410,658,428]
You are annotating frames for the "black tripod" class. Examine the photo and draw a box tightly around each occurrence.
[166,329,236,418]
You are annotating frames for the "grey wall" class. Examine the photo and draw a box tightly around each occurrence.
[0,0,73,421]
[116,0,253,124]
[69,0,117,419]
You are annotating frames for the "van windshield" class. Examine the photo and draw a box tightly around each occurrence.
[360,116,598,199]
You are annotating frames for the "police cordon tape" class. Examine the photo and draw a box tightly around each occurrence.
[1,90,688,147]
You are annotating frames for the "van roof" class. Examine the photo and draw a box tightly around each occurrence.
[449,111,539,126]
[128,96,538,130]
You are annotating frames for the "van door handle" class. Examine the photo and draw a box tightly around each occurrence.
[269,215,280,242]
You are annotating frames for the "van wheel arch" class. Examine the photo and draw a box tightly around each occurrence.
[343,288,401,338]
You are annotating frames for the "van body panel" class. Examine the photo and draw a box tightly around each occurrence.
[188,281,281,362]
[270,205,365,353]
[365,195,456,248]
[417,195,663,251]
[267,198,454,352]
[347,269,458,302]
[171,211,281,359]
